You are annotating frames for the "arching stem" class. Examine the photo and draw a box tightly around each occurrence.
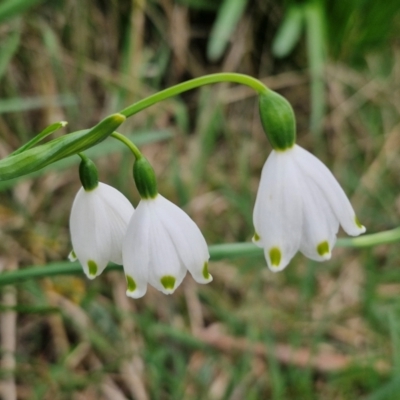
[119,73,268,118]
[111,132,142,160]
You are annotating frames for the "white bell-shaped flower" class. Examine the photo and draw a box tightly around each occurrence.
[253,144,366,271]
[70,183,134,279]
[122,194,212,299]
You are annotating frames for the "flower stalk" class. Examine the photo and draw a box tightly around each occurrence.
[110,132,158,199]
[119,73,268,118]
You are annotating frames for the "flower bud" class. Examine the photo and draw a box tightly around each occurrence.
[79,156,98,191]
[133,157,158,199]
[259,90,296,151]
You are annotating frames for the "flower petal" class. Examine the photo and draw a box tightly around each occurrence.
[292,145,366,236]
[70,183,134,280]
[97,183,134,265]
[70,187,111,279]
[122,201,150,299]
[122,201,150,298]
[253,149,303,271]
[146,197,187,294]
[299,174,339,261]
[154,195,212,284]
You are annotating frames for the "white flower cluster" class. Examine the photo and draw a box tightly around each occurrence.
[70,184,212,298]
[70,144,365,297]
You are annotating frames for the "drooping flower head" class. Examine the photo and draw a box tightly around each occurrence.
[122,157,212,298]
[252,145,366,271]
[254,90,366,271]
[69,155,134,279]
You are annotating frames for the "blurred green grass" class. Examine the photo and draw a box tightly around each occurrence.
[0,0,400,399]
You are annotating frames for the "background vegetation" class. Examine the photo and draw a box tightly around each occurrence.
[0,0,400,399]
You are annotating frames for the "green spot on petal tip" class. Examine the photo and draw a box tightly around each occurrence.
[126,275,137,292]
[202,262,210,279]
[269,247,281,267]
[253,232,260,241]
[87,260,98,276]
[355,216,363,229]
[317,241,330,256]
[68,250,77,262]
[160,275,176,290]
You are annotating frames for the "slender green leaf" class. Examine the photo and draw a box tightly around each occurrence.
[1,231,400,286]
[0,0,45,24]
[10,121,68,156]
[177,0,220,11]
[207,0,248,61]
[192,88,223,188]
[0,93,76,114]
[0,114,125,181]
[305,2,326,138]
[365,378,400,400]
[389,312,400,376]
[0,130,172,191]
[0,19,21,79]
[272,5,304,58]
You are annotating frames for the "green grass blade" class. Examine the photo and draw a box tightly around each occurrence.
[0,0,45,24]
[1,231,400,286]
[0,94,76,114]
[177,0,220,11]
[0,19,21,80]
[389,312,400,376]
[365,378,400,400]
[0,114,125,181]
[0,130,172,191]
[10,121,68,156]
[192,88,224,188]
[207,0,248,61]
[305,2,326,138]
[272,5,304,58]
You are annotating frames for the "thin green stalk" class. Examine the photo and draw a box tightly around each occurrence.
[119,73,268,118]
[1,228,399,286]
[337,226,400,248]
[77,152,87,162]
[111,132,142,160]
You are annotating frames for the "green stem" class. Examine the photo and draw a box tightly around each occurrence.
[336,226,400,248]
[119,73,268,118]
[1,228,399,286]
[78,152,87,162]
[111,132,142,160]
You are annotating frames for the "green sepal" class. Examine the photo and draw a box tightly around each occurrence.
[79,155,98,191]
[133,157,158,199]
[0,113,125,181]
[259,90,296,151]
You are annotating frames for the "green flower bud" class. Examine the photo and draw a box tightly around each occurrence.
[0,114,125,181]
[259,90,296,151]
[79,155,98,191]
[133,157,158,199]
